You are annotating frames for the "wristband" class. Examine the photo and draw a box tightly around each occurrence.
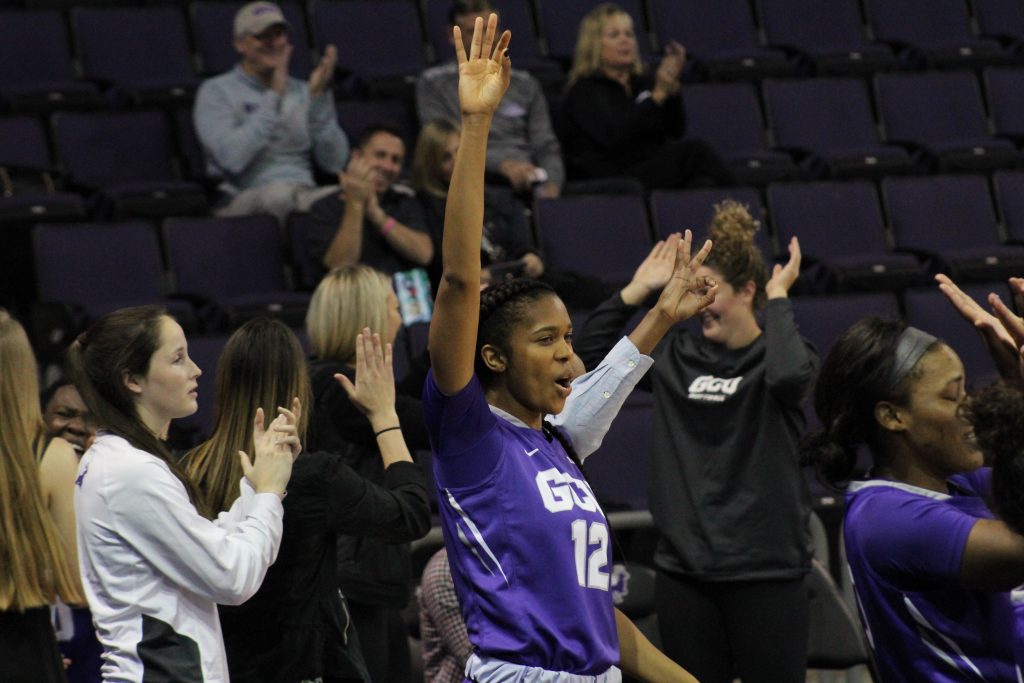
[380,216,397,237]
[374,425,401,437]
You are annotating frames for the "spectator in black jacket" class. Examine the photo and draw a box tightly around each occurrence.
[183,317,430,683]
[562,3,733,190]
[305,265,432,683]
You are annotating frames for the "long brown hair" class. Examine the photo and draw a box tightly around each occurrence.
[184,318,311,518]
[0,310,82,609]
[66,305,203,506]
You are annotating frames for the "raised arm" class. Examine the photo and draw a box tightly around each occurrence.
[429,14,511,395]
[335,328,413,468]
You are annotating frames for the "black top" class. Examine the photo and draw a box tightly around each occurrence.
[0,606,67,683]
[562,72,686,179]
[307,358,432,607]
[417,186,535,289]
[576,295,818,581]
[220,451,430,683]
[307,185,431,277]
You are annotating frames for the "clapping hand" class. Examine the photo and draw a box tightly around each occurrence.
[764,236,801,299]
[653,229,717,324]
[621,233,682,305]
[338,156,374,204]
[238,400,302,496]
[309,44,337,96]
[334,328,397,424]
[653,41,685,100]
[937,273,1024,388]
[455,13,512,118]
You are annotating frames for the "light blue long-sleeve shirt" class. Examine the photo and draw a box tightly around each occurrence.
[193,65,350,195]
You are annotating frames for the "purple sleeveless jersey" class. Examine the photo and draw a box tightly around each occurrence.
[844,469,1018,681]
[423,371,619,677]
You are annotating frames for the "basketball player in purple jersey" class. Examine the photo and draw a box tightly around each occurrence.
[802,311,1024,682]
[423,14,713,682]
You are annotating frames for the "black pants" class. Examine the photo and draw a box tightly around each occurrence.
[623,139,736,191]
[655,569,809,683]
[347,602,411,683]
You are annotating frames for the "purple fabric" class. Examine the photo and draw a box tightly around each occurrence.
[844,469,1017,681]
[423,371,619,676]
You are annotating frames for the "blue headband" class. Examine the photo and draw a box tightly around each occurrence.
[887,326,937,389]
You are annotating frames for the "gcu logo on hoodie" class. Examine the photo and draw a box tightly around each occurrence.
[687,375,743,402]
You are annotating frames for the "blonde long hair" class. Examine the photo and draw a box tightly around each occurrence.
[0,310,82,609]
[184,319,311,518]
[306,266,393,363]
[568,3,644,86]
[411,119,459,199]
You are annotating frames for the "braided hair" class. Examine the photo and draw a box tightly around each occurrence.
[477,278,585,473]
[475,277,559,383]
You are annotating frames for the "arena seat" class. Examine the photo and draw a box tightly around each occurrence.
[973,0,1024,46]
[0,115,86,222]
[983,67,1024,145]
[648,187,771,254]
[992,170,1024,243]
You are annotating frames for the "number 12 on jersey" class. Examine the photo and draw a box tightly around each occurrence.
[571,519,610,590]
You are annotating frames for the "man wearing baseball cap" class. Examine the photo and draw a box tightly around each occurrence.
[193,1,350,224]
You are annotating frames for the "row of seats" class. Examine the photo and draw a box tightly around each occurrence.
[7,65,1024,224]
[28,174,1024,329]
[5,0,1024,110]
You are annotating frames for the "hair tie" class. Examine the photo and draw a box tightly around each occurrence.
[75,330,89,348]
[887,326,937,389]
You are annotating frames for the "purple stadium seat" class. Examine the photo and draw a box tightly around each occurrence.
[163,214,311,330]
[983,67,1024,143]
[992,170,1024,244]
[191,1,312,78]
[763,78,913,179]
[874,70,1021,173]
[337,98,418,151]
[0,116,86,222]
[682,83,798,185]
[538,0,652,64]
[973,0,1024,45]
[72,6,199,105]
[903,284,1007,387]
[33,221,196,326]
[790,293,900,360]
[758,0,897,75]
[882,175,1024,280]
[649,187,770,251]
[310,0,426,91]
[583,393,653,510]
[286,211,326,290]
[864,0,1008,68]
[0,10,102,112]
[534,194,654,286]
[768,181,924,291]
[52,110,208,219]
[649,0,794,80]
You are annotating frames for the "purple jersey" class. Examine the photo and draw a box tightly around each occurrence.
[844,469,1017,681]
[423,371,619,678]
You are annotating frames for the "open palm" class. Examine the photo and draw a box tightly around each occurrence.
[455,14,511,117]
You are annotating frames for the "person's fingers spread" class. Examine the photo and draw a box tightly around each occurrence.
[253,407,266,437]
[492,29,511,62]
[334,373,357,398]
[690,238,712,270]
[469,16,484,59]
[480,13,498,60]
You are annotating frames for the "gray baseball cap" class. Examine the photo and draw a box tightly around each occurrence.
[234,1,290,38]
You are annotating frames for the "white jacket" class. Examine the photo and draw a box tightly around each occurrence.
[75,433,283,682]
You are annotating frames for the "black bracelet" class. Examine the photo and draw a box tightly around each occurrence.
[374,426,401,437]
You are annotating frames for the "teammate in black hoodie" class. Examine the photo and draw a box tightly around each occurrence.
[576,201,818,683]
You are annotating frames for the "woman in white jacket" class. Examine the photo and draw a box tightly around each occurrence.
[67,305,298,682]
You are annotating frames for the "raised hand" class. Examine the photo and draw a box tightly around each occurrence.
[621,233,682,305]
[455,14,512,118]
[309,44,337,96]
[764,236,801,299]
[238,407,295,496]
[654,229,717,324]
[334,327,398,425]
[937,273,1024,388]
[653,41,684,101]
[272,397,303,461]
